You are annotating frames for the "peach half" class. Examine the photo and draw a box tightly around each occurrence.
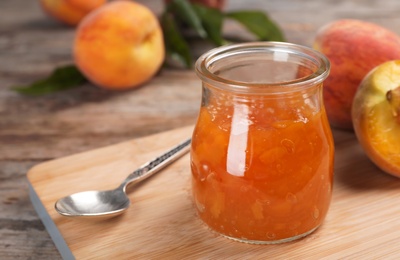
[74,1,165,90]
[352,60,400,177]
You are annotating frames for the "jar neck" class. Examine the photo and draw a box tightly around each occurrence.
[202,82,324,104]
[201,82,324,127]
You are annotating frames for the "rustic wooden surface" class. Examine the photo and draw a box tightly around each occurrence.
[26,126,400,259]
[2,0,400,259]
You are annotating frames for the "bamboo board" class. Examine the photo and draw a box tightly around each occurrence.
[27,125,400,259]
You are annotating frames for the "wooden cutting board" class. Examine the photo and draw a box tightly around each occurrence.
[27,125,400,259]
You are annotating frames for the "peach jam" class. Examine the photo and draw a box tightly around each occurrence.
[191,42,333,244]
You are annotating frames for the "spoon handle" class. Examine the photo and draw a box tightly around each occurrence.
[120,138,191,190]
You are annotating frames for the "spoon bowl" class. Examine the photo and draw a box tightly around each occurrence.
[55,138,191,219]
[55,189,130,218]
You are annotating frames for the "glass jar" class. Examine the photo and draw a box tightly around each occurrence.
[191,42,334,244]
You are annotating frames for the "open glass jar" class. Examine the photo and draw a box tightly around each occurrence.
[191,42,334,244]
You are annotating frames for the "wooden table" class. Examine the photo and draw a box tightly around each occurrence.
[2,0,400,259]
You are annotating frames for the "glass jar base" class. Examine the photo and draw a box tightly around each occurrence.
[219,226,319,245]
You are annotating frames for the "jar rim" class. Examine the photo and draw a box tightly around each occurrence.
[195,41,330,94]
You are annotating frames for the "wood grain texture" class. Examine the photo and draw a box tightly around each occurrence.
[28,126,400,259]
[3,0,400,258]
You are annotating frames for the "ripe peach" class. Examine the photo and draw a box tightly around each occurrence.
[39,0,106,26]
[352,60,400,177]
[314,19,400,130]
[74,1,165,90]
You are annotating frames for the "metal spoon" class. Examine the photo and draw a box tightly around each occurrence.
[55,138,191,219]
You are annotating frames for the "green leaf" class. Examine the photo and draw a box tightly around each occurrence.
[168,0,207,38]
[161,13,193,68]
[192,3,226,46]
[13,65,87,96]
[226,11,285,42]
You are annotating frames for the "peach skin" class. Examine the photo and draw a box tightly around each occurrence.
[314,19,400,130]
[39,0,106,26]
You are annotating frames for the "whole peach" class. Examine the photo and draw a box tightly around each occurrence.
[314,19,400,130]
[39,0,106,26]
[74,1,165,90]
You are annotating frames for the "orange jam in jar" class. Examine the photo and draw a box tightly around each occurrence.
[191,42,333,244]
